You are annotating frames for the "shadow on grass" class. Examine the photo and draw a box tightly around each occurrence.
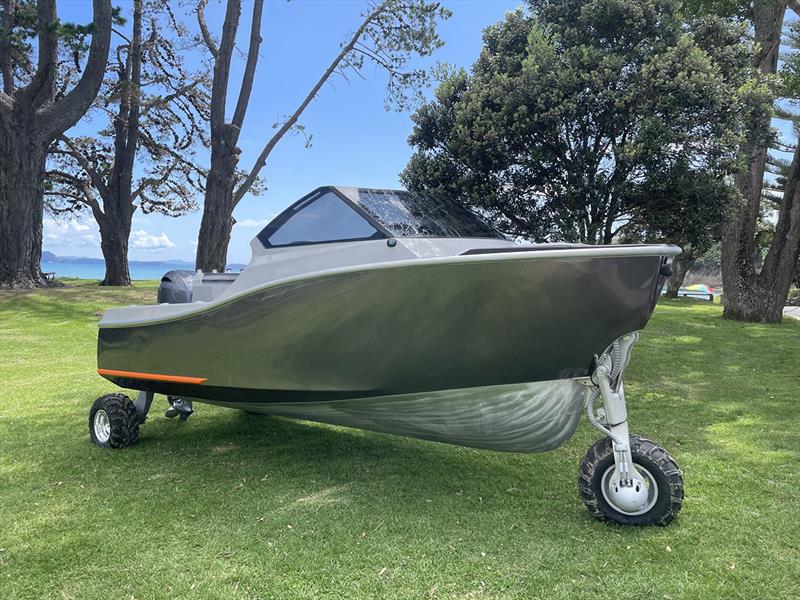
[4,400,596,592]
[7,403,554,497]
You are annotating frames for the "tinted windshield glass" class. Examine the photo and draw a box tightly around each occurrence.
[344,188,504,239]
[262,191,380,247]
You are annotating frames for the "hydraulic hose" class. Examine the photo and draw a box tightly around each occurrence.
[586,387,612,437]
[610,340,623,380]
[586,340,623,438]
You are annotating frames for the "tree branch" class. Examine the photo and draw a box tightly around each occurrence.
[760,132,800,280]
[112,27,132,44]
[234,1,388,204]
[196,0,219,58]
[141,80,199,113]
[209,0,241,131]
[231,0,264,130]
[138,127,208,179]
[120,0,144,187]
[57,135,110,198]
[132,157,181,202]
[19,0,58,108]
[47,169,102,211]
[39,0,113,138]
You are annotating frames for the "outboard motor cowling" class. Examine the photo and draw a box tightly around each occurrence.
[157,270,195,304]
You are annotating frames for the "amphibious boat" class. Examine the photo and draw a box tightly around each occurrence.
[90,186,684,525]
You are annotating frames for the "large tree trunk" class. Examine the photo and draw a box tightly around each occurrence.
[97,0,141,287]
[0,110,47,288]
[722,277,789,322]
[99,228,131,286]
[97,204,132,286]
[665,254,692,298]
[194,0,246,273]
[721,0,798,323]
[195,133,238,272]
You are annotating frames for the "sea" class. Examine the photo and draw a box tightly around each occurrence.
[40,260,193,281]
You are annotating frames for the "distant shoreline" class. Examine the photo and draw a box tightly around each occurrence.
[41,260,192,281]
[41,252,245,280]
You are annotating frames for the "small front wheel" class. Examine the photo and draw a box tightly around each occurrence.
[89,393,140,449]
[578,435,683,526]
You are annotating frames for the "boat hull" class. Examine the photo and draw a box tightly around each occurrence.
[207,379,586,453]
[97,251,666,450]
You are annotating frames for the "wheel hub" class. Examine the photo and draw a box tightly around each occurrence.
[601,464,658,515]
[93,409,111,443]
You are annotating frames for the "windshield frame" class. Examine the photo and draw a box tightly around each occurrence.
[256,187,391,249]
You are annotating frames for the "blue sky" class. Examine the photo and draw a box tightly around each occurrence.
[46,0,520,264]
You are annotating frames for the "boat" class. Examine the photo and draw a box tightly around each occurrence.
[89,186,684,525]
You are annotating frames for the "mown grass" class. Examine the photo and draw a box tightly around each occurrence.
[0,281,798,599]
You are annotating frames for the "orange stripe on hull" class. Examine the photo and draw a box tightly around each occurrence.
[97,368,207,385]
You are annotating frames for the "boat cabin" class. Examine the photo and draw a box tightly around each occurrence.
[191,187,514,304]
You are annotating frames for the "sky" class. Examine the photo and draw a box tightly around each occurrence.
[45,0,521,264]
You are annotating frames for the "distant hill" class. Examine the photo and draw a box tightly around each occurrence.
[41,251,245,271]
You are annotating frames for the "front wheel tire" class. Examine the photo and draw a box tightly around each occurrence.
[578,435,683,526]
[89,393,140,448]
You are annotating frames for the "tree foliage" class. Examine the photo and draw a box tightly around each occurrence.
[402,0,761,248]
[0,0,112,288]
[46,2,209,219]
[39,0,209,286]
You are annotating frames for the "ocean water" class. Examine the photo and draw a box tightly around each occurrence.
[41,261,192,281]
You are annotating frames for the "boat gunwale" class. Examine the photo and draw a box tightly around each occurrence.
[98,244,681,329]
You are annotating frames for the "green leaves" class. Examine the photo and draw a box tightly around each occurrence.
[402,0,764,246]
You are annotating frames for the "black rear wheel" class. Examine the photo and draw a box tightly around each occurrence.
[89,393,140,449]
[578,435,683,526]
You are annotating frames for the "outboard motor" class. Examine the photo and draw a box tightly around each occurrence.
[157,270,195,304]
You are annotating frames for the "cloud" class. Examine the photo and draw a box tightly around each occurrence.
[235,218,271,228]
[130,229,176,250]
[43,218,100,247]
[44,218,178,253]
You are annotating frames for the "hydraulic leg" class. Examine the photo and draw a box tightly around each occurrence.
[133,390,154,424]
[586,333,650,512]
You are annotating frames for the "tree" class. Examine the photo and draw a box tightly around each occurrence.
[401,1,759,250]
[717,1,800,322]
[0,0,112,288]
[625,164,737,296]
[45,0,209,286]
[193,0,451,272]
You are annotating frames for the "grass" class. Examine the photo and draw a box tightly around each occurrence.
[0,280,798,600]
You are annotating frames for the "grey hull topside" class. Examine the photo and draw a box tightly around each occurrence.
[98,240,676,390]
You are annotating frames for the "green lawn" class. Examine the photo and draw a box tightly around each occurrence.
[1,281,798,599]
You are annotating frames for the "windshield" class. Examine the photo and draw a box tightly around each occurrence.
[257,190,382,248]
[338,188,505,239]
